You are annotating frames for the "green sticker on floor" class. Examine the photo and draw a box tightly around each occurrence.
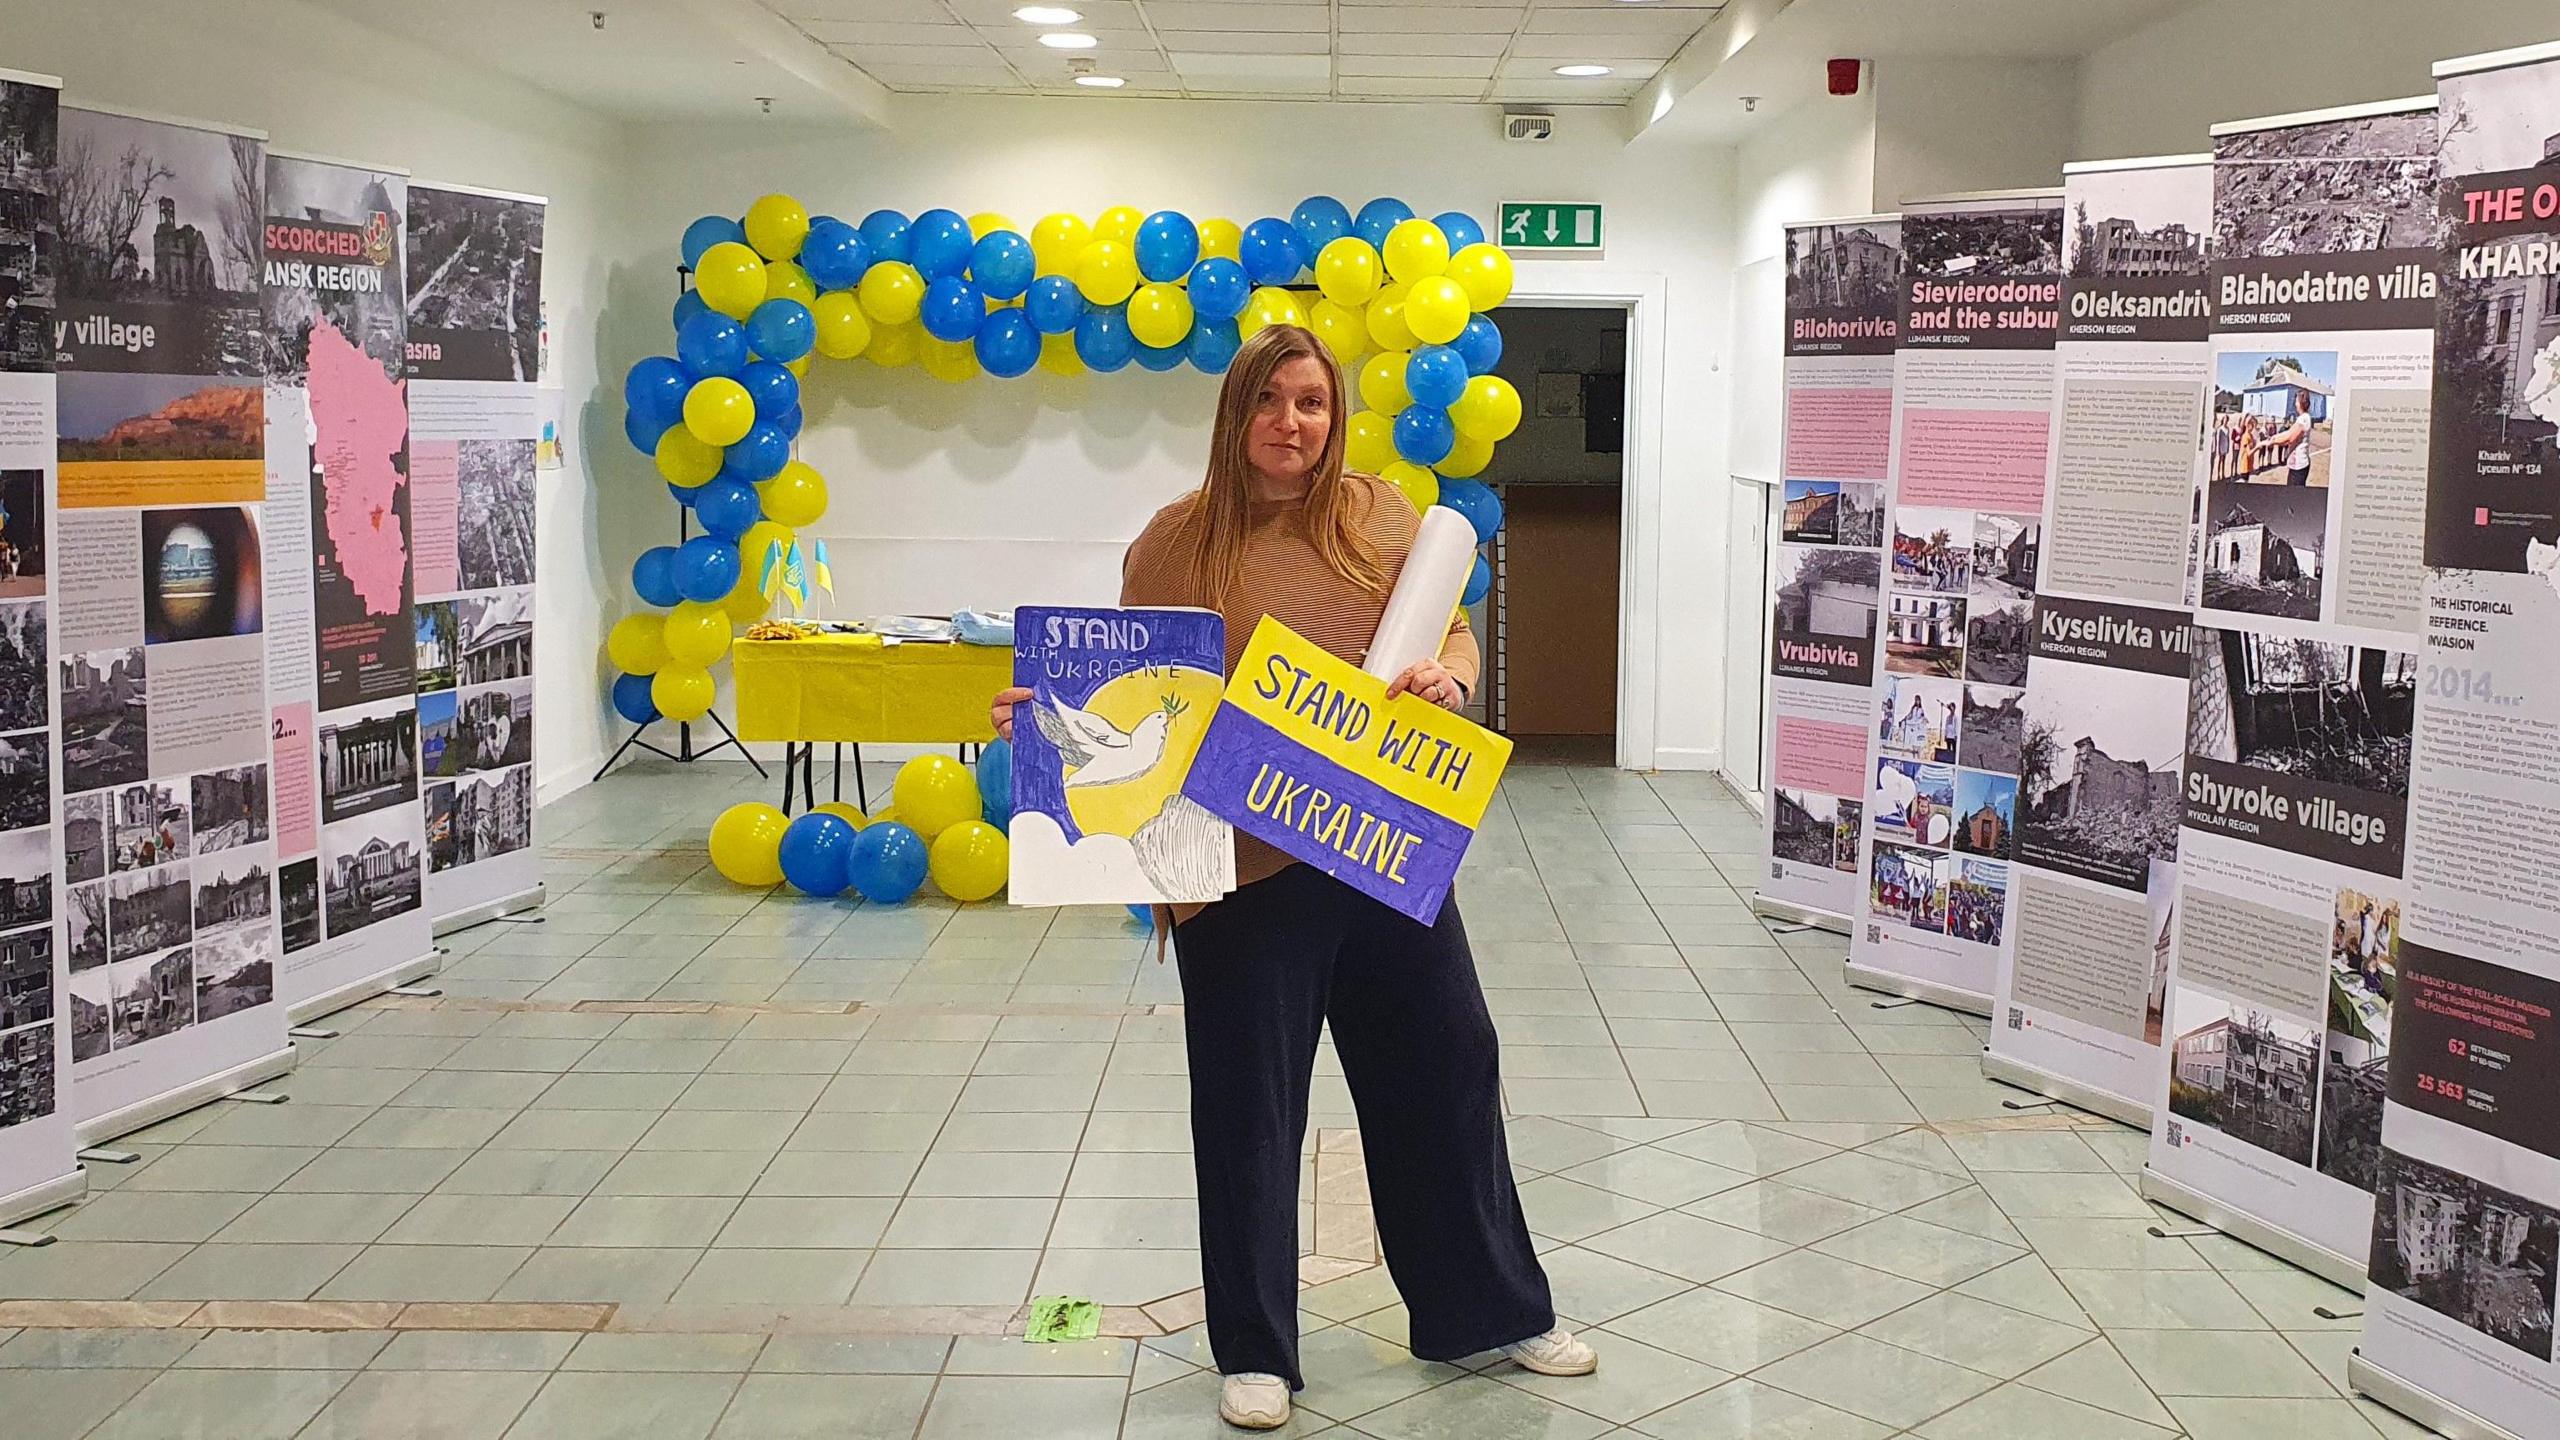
[1025,1295,1102,1343]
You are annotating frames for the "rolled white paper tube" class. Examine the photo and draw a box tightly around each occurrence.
[1362,505,1479,683]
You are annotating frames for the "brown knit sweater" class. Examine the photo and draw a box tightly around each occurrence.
[1121,471,1481,904]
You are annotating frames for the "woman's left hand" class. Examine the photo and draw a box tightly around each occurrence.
[1387,659,1465,712]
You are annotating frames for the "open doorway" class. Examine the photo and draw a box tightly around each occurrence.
[1474,306,1627,763]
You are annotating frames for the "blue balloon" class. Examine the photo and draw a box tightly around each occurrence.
[920,275,986,342]
[627,356,693,431]
[746,299,814,362]
[1462,553,1491,607]
[800,218,870,291]
[971,231,1035,300]
[624,408,670,456]
[1075,306,1135,372]
[738,360,799,423]
[667,481,705,505]
[1133,211,1200,284]
[858,209,913,265]
[632,546,683,608]
[1454,315,1504,376]
[1024,275,1085,336]
[1133,341,1185,372]
[974,309,1039,378]
[1433,210,1486,253]
[1354,197,1415,250]
[846,822,930,904]
[1437,477,1503,544]
[1189,319,1241,374]
[776,404,804,438]
[682,215,746,269]
[1395,405,1457,467]
[1187,258,1250,322]
[1126,903,1155,929]
[676,311,748,379]
[674,536,741,604]
[1240,218,1305,286]
[1406,346,1468,409]
[612,673,660,725]
[778,812,858,896]
[1291,196,1354,257]
[723,424,791,485]
[910,208,975,282]
[672,289,710,334]
[976,739,1013,820]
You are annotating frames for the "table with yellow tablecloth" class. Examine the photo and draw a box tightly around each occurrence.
[730,633,1009,812]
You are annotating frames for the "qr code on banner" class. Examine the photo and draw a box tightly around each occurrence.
[1771,863,1785,880]
[1866,925,1882,944]
[2166,1121,2185,1147]
[2007,1008,2023,1030]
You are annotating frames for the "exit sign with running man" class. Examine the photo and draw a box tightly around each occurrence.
[1499,202,1603,253]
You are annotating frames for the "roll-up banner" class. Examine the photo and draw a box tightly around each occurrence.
[405,181,543,935]
[1758,214,1901,931]
[1983,157,2213,1127]
[0,68,82,1225]
[2142,96,2439,1289]
[261,150,435,1022]
[1847,190,2064,1015]
[55,106,290,1141]
[2349,42,2560,1440]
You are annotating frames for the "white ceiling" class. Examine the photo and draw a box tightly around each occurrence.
[766,0,1731,103]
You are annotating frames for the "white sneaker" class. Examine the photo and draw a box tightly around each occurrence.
[1219,1372,1291,1430]
[1500,1328,1599,1376]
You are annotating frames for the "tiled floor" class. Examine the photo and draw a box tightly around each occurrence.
[0,755,2422,1438]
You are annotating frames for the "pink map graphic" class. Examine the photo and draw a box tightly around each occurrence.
[308,318,410,616]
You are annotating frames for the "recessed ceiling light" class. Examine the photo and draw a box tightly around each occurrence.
[1553,64,1613,77]
[1039,31,1098,49]
[1075,74,1125,88]
[1013,5,1080,23]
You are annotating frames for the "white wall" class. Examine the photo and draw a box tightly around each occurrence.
[615,96,1740,770]
[1871,57,2080,207]
[1,0,636,801]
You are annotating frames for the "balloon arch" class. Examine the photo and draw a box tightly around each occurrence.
[613,194,1523,903]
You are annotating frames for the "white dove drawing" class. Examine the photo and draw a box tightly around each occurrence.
[1033,692,1178,789]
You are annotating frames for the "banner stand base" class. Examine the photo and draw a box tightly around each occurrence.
[2137,1166,2366,1292]
[1844,961,1992,1019]
[432,885,546,940]
[74,1046,298,1150]
[2346,1351,2521,1440]
[1980,1052,2150,1130]
[286,950,444,1027]
[0,1167,85,1232]
[1749,895,1851,936]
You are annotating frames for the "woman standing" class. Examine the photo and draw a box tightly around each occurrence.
[992,325,1592,1430]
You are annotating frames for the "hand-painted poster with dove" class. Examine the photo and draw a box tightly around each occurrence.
[1009,606,1234,906]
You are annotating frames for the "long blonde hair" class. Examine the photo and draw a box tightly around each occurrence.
[1184,324,1385,605]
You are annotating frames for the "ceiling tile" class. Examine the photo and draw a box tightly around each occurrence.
[1337,55,1499,79]
[979,25,1157,49]
[1150,30,1330,55]
[1338,8,1527,34]
[946,0,1145,22]
[1338,77,1489,98]
[1523,4,1718,32]
[860,63,1033,85]
[1170,51,1331,82]
[829,41,1009,65]
[1498,55,1662,78]
[780,0,958,21]
[1526,0,1722,7]
[1336,32,1512,58]
[1141,2,1329,30]
[1488,79,1640,101]
[1507,33,1682,59]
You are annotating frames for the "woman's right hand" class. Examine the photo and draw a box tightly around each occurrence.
[991,686,1033,744]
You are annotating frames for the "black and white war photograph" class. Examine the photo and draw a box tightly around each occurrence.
[62,789,103,885]
[457,439,537,592]
[447,679,533,775]
[106,863,189,964]
[0,824,50,932]
[2065,164,2210,278]
[278,856,319,953]
[406,185,544,382]
[318,694,419,826]
[2018,657,2185,891]
[2316,1028,2387,1194]
[66,963,105,1062]
[0,921,50,1032]
[323,809,422,938]
[1903,202,2063,279]
[0,1022,56,1129]
[2212,109,2440,262]
[0,727,47,831]
[191,922,273,1024]
[1771,545,1881,648]
[261,158,404,383]
[1960,683,2025,775]
[2372,1148,2559,1362]
[1770,787,1847,871]
[108,777,188,873]
[191,762,268,852]
[0,598,45,732]
[0,75,59,375]
[2202,486,2328,620]
[0,470,45,599]
[428,764,534,872]
[1781,479,1885,547]
[109,946,193,1049]
[55,108,263,374]
[2167,989,2320,1167]
[1785,219,1900,313]
[191,847,271,933]
[59,645,146,794]
[457,590,533,686]
[67,879,104,973]
[2189,628,2415,802]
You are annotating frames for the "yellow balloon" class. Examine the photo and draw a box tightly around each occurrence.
[1197,218,1243,264]
[1448,244,1515,311]
[694,241,768,320]
[1405,276,1470,346]
[1038,333,1084,376]
[1031,213,1092,276]
[785,355,810,378]
[720,562,772,623]
[708,801,790,887]
[812,289,872,359]
[743,194,810,261]
[868,318,922,367]
[1309,299,1369,365]
[1452,373,1523,442]
[929,820,1009,903]
[1127,282,1195,350]
[1366,282,1416,351]
[1359,351,1412,415]
[652,666,716,722]
[1382,219,1450,284]
[759,460,828,529]
[1438,427,1495,479]
[683,376,754,447]
[967,211,1015,241]
[1382,460,1440,513]
[1092,205,1144,244]
[1344,410,1398,473]
[607,613,670,675]
[662,600,732,667]
[654,427,722,486]
[1239,286,1305,340]
[858,262,925,326]
[1315,237,1383,307]
[1075,239,1139,306]
[894,754,984,840]
[921,336,979,384]
[763,260,815,307]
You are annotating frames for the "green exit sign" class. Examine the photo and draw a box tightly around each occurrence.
[1499,202,1603,253]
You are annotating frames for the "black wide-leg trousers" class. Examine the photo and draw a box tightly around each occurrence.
[1173,864,1554,1389]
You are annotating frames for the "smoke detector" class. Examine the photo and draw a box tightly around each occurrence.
[1503,112,1555,143]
